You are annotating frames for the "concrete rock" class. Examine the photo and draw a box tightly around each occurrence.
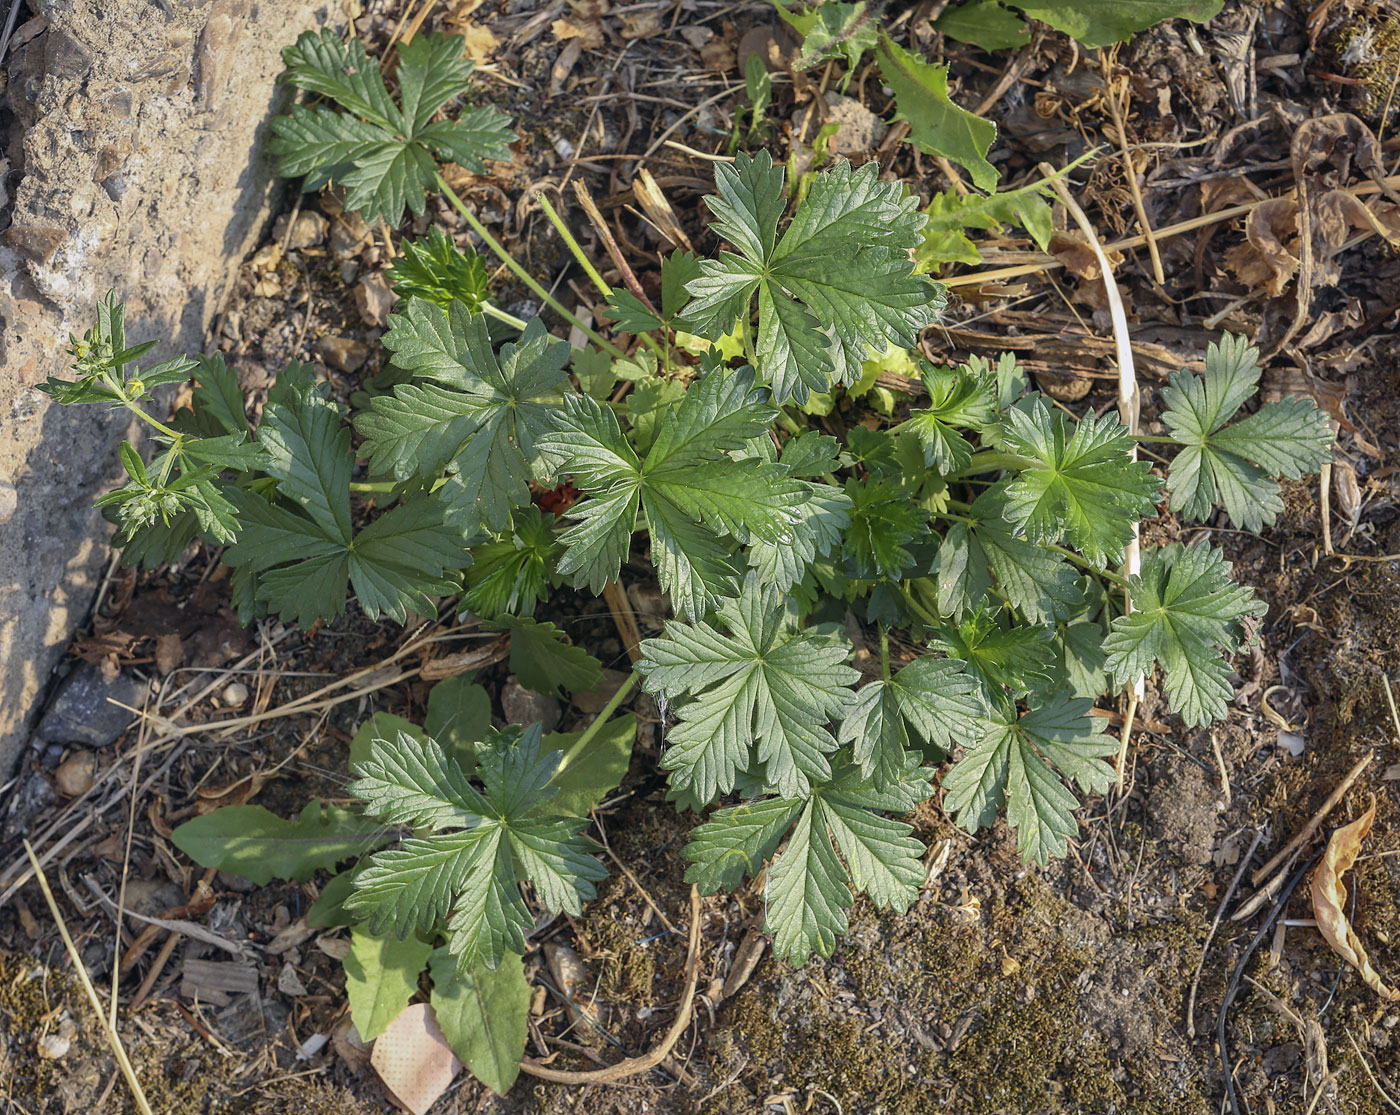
[33,662,145,749]
[0,0,346,777]
[353,273,395,326]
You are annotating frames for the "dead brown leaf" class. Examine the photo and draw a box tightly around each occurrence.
[420,632,511,681]
[551,16,604,50]
[1310,797,1400,1001]
[619,9,662,39]
[454,19,500,60]
[1224,197,1298,295]
[194,771,270,814]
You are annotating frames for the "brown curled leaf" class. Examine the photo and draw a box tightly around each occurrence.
[1224,198,1298,295]
[1310,796,1400,1001]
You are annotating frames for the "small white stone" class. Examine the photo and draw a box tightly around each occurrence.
[0,479,16,525]
[37,1032,70,1059]
[221,681,249,707]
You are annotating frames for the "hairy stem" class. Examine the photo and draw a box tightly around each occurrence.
[533,192,613,298]
[558,672,640,767]
[434,172,626,359]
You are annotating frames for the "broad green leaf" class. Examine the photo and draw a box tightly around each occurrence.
[307,870,358,928]
[363,311,570,535]
[876,35,997,192]
[1161,334,1332,532]
[933,484,1084,624]
[637,575,858,802]
[545,714,637,817]
[841,655,983,784]
[426,675,493,759]
[1103,542,1265,727]
[344,925,434,1041]
[429,949,530,1095]
[942,691,1117,864]
[685,758,927,966]
[778,1,878,70]
[605,289,664,335]
[540,366,807,618]
[999,398,1160,568]
[934,0,1031,50]
[170,801,390,886]
[225,388,463,625]
[681,153,943,404]
[1008,0,1223,49]
[626,376,687,454]
[490,615,604,696]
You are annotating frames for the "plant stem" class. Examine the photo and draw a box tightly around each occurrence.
[534,192,613,298]
[1048,542,1131,588]
[434,172,626,359]
[879,625,891,682]
[481,302,529,331]
[1132,434,1176,444]
[950,449,1035,478]
[558,672,640,769]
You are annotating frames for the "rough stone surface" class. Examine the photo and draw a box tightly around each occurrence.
[33,662,145,749]
[0,0,345,777]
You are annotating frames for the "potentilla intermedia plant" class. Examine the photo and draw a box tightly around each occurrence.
[43,25,1331,1094]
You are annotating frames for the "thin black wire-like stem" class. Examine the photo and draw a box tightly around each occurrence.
[1219,851,1321,1115]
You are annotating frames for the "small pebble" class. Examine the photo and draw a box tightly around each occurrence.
[53,751,96,797]
[36,1033,70,1059]
[314,335,369,373]
[353,273,396,326]
[273,210,329,250]
[501,677,561,732]
[221,681,249,707]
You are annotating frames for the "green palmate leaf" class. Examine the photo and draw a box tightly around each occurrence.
[271,29,513,223]
[345,925,434,1041]
[745,433,852,592]
[1103,543,1265,727]
[539,365,807,619]
[1161,334,1333,532]
[429,948,530,1095]
[1008,0,1222,49]
[901,363,997,473]
[684,758,930,965]
[637,575,859,802]
[170,802,390,886]
[934,0,1031,50]
[490,615,604,696]
[942,690,1117,864]
[346,725,607,971]
[839,655,982,784]
[933,483,1084,624]
[360,309,570,535]
[999,398,1160,568]
[545,714,637,817]
[351,712,427,768]
[388,228,490,309]
[626,376,688,454]
[841,478,929,580]
[462,507,560,620]
[681,152,943,404]
[875,34,997,192]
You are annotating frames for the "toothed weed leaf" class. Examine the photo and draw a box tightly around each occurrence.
[680,152,944,404]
